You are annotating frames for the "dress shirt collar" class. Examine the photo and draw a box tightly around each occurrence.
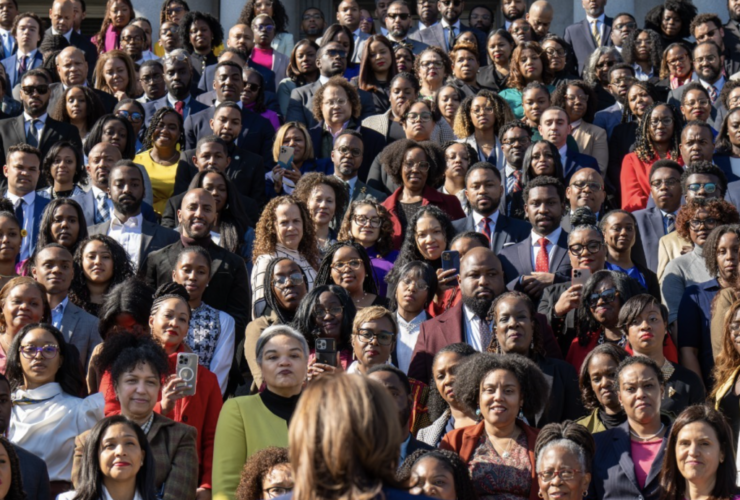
[396,311,427,329]
[441,19,461,30]
[52,296,69,318]
[5,190,35,206]
[346,175,358,194]
[699,74,725,93]
[111,212,143,229]
[167,93,191,107]
[215,99,242,108]
[634,64,654,80]
[531,226,562,246]
[51,28,73,42]
[558,144,568,166]
[319,74,331,85]
[586,13,605,24]
[399,433,412,461]
[23,112,47,125]
[659,208,678,218]
[17,48,37,59]
[463,303,484,323]
[353,27,362,37]
[472,209,499,228]
[91,185,107,199]
[505,163,518,177]
[63,81,88,91]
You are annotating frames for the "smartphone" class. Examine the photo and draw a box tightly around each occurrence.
[278,145,294,167]
[441,250,461,286]
[176,353,198,396]
[572,267,592,287]
[315,338,337,367]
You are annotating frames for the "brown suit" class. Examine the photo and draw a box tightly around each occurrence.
[572,121,609,175]
[657,231,692,281]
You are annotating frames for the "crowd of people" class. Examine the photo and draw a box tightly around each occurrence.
[3,0,740,497]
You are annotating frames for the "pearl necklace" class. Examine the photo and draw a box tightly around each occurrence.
[630,423,665,441]
[354,291,367,304]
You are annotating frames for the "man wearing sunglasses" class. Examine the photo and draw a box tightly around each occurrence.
[609,13,636,54]
[410,0,487,65]
[47,47,117,114]
[562,168,607,232]
[331,131,386,222]
[0,70,81,180]
[385,0,428,55]
[564,0,613,75]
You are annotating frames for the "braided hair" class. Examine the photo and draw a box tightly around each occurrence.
[633,102,683,163]
[314,241,378,295]
[151,282,191,320]
[143,107,185,151]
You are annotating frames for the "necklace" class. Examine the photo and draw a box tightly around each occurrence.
[501,437,514,459]
[354,291,367,304]
[630,423,665,441]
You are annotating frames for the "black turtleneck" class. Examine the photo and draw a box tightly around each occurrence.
[180,233,213,248]
[260,388,301,423]
[598,408,627,429]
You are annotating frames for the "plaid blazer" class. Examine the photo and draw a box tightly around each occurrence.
[72,413,199,500]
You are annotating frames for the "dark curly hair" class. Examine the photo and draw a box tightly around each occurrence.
[84,115,136,159]
[293,172,349,229]
[551,80,597,123]
[578,343,629,411]
[48,85,105,135]
[681,160,728,197]
[380,139,445,187]
[614,354,665,392]
[0,434,26,500]
[507,41,554,91]
[286,40,319,85]
[703,225,740,280]
[620,80,656,125]
[143,107,185,151]
[486,291,545,358]
[314,241,378,295]
[622,29,663,70]
[97,278,155,339]
[715,107,740,155]
[453,90,515,138]
[291,284,356,350]
[720,81,740,112]
[69,235,135,316]
[235,447,291,500]
[180,11,223,53]
[675,198,740,242]
[398,449,478,500]
[453,352,549,417]
[96,330,169,383]
[238,0,289,34]
[645,0,697,42]
[311,76,362,122]
[40,141,88,189]
[633,102,683,163]
[426,343,477,422]
[337,200,395,258]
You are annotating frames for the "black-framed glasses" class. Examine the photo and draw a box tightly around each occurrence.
[331,259,363,271]
[166,6,184,15]
[244,82,261,92]
[570,180,602,191]
[400,277,429,290]
[406,111,432,123]
[335,146,362,158]
[650,178,680,188]
[568,241,603,256]
[649,117,674,127]
[21,85,49,96]
[313,305,343,319]
[588,288,618,308]
[163,52,189,63]
[387,13,410,20]
[502,136,530,146]
[20,344,60,359]
[273,273,305,287]
[326,49,348,58]
[687,182,717,193]
[689,218,718,230]
[116,110,143,123]
[544,48,566,57]
[537,469,582,482]
[356,329,395,345]
[614,21,636,30]
[140,73,164,83]
[353,215,380,227]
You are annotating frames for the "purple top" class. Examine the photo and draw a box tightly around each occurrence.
[366,246,399,297]
[244,102,281,132]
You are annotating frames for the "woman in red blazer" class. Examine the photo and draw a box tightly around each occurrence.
[441,353,548,500]
[380,139,465,249]
[621,102,684,212]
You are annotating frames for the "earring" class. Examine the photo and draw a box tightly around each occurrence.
[582,491,587,497]
[530,341,534,351]
[475,408,481,416]
[537,492,543,498]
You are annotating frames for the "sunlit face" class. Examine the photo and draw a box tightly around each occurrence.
[172,251,211,304]
[259,334,308,391]
[415,214,446,261]
[603,212,635,253]
[617,362,664,425]
[50,204,81,249]
[82,240,114,285]
[18,327,61,389]
[0,441,11,500]
[295,43,317,75]
[408,456,457,500]
[595,52,619,85]
[728,88,740,111]
[103,57,129,93]
[350,204,381,247]
[517,48,543,81]
[452,48,478,83]
[269,259,307,311]
[648,105,674,145]
[587,352,620,412]
[567,227,606,273]
[275,203,304,250]
[152,112,181,149]
[522,87,550,126]
[661,9,682,37]
[307,184,336,226]
[470,96,495,131]
[437,86,461,122]
[625,303,667,358]
[313,291,344,341]
[201,172,228,212]
[542,39,566,73]
[0,216,20,263]
[368,40,392,74]
[479,369,522,427]
[110,0,131,28]
[390,77,417,117]
[149,297,190,351]
[530,142,555,176]
[401,147,429,191]
[3,285,44,336]
[330,246,365,293]
[675,421,724,485]
[282,127,306,162]
[587,277,621,328]
[351,317,396,370]
[537,446,591,500]
[444,143,470,180]
[321,85,352,126]
[728,109,740,148]
[627,85,653,118]
[190,19,213,52]
[538,109,570,149]
[681,90,711,123]
[98,423,145,484]
[687,207,718,246]
[395,48,413,72]
[396,269,429,314]
[403,102,435,141]
[65,87,87,123]
[493,297,534,355]
[488,33,513,66]
[716,232,740,284]
[432,351,464,408]
[419,51,446,85]
[115,362,160,419]
[563,84,588,122]
[665,45,691,78]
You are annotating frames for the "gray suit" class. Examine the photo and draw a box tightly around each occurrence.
[452,213,531,254]
[335,178,387,224]
[409,22,487,65]
[633,206,669,272]
[564,17,613,75]
[667,83,726,131]
[661,247,712,324]
[58,301,102,370]
[286,80,376,129]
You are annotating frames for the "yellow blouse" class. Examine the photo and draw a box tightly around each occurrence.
[134,150,178,215]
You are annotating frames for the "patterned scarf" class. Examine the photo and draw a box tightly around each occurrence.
[185,303,222,368]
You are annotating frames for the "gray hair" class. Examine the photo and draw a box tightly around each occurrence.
[583,47,622,86]
[255,324,310,364]
[536,439,588,472]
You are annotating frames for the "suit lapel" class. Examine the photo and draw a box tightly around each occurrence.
[60,303,80,342]
[648,208,666,237]
[549,231,569,272]
[12,115,25,144]
[521,235,534,275]
[581,18,597,52]
[432,24,447,51]
[614,423,641,491]
[491,215,509,254]
[644,435,667,488]
[140,219,156,258]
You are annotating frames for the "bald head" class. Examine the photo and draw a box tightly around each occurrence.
[178,188,217,239]
[566,167,605,213]
[87,143,122,190]
[49,0,75,35]
[56,46,88,85]
[460,247,505,316]
[227,24,254,56]
[527,0,554,39]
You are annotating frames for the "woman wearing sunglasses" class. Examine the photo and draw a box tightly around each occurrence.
[314,242,388,310]
[347,305,397,375]
[113,99,147,153]
[620,294,705,417]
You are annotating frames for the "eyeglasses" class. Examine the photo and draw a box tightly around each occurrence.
[331,259,363,271]
[406,111,432,122]
[335,146,362,157]
[116,110,143,123]
[400,277,429,290]
[264,487,292,499]
[687,182,718,193]
[353,215,381,227]
[537,469,582,482]
[597,60,616,69]
[472,106,494,115]
[244,82,261,92]
[303,13,323,20]
[649,117,674,127]
[570,180,602,191]
[403,161,431,172]
[254,24,275,32]
[684,98,709,107]
[355,328,395,346]
[326,49,348,58]
[313,305,343,319]
[325,98,348,107]
[689,217,718,230]
[163,52,189,63]
[650,178,680,188]
[166,6,184,15]
[565,94,589,103]
[20,344,60,359]
[568,241,603,256]
[614,21,636,30]
[161,26,179,34]
[21,85,49,96]
[440,0,462,6]
[588,288,618,308]
[695,55,719,64]
[273,273,305,287]
[667,55,689,67]
[121,36,144,43]
[420,60,443,68]
[544,48,566,57]
[502,136,530,146]
[387,13,410,20]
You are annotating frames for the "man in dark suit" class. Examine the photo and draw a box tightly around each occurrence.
[47,47,117,114]
[183,62,273,162]
[1,13,42,90]
[89,161,180,271]
[409,0,487,65]
[563,0,612,75]
[539,107,598,181]
[286,42,375,128]
[32,244,101,370]
[385,0,429,55]
[498,121,533,217]
[138,60,166,103]
[498,176,572,297]
[47,0,97,80]
[500,0,526,30]
[593,63,636,138]
[452,162,531,253]
[561,167,607,232]
[526,1,554,40]
[143,49,208,127]
[0,70,82,173]
[142,188,251,338]
[0,376,51,500]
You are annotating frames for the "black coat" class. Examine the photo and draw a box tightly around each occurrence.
[160,191,261,232]
[476,65,508,92]
[606,121,638,206]
[531,355,585,428]
[662,362,706,417]
[48,82,118,114]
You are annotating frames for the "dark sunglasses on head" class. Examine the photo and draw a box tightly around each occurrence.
[116,110,143,122]
[21,85,49,96]
[588,288,618,308]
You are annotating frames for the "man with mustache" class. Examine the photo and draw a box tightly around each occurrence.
[453,162,531,253]
[410,0,487,65]
[593,63,636,137]
[88,161,179,272]
[301,7,326,43]
[497,121,532,217]
[561,168,607,231]
[564,0,613,75]
[500,0,526,29]
[498,175,572,299]
[385,0,428,54]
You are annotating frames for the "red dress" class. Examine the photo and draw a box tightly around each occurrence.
[566,331,679,372]
[620,152,683,212]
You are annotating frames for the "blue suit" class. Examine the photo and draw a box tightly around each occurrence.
[2,51,43,89]
[142,95,209,127]
[714,154,740,183]
[563,148,599,182]
[593,102,623,138]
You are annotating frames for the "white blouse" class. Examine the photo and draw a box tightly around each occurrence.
[10,383,104,482]
[58,486,144,500]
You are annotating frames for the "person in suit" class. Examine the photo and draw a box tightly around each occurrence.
[0,0,16,60]
[539,107,599,182]
[367,365,433,462]
[142,188,251,338]
[46,0,97,81]
[453,162,531,253]
[286,41,375,128]
[632,160,683,271]
[1,13,42,91]
[47,47,117,114]
[497,120,533,218]
[692,13,740,78]
[498,175,572,297]
[31,243,101,371]
[409,0,487,66]
[137,60,166,104]
[142,49,208,128]
[88,161,179,272]
[71,142,120,226]
[499,0,526,30]
[384,0,429,55]
[593,63,636,138]
[183,63,274,162]
[526,1,554,41]
[336,0,370,63]
[561,167,607,232]
[563,0,612,75]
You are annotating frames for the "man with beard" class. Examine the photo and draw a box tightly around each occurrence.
[137,60,166,103]
[332,131,387,222]
[725,0,740,54]
[449,42,480,97]
[89,161,179,271]
[453,162,531,253]
[562,168,607,231]
[142,188,251,352]
[0,70,81,175]
[692,14,740,83]
[385,1,428,54]
[47,47,117,113]
[498,121,532,217]
[498,175,572,299]
[301,8,326,43]
[469,5,493,34]
[416,0,439,31]
[32,243,101,370]
[142,48,208,127]
[500,0,526,29]
[668,42,726,130]
[410,0,487,65]
[526,1,554,40]
[593,63,636,137]
[564,0,613,75]
[119,24,146,65]
[286,41,375,128]
[367,365,433,461]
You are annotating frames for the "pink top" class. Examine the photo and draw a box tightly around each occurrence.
[631,438,663,489]
[244,102,280,131]
[252,47,274,70]
[91,24,121,53]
